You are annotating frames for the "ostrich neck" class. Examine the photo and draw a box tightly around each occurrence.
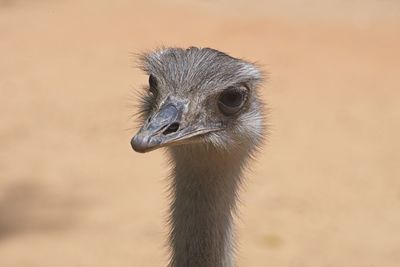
[168,146,248,267]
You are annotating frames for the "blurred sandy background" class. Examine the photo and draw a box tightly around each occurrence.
[1,0,400,266]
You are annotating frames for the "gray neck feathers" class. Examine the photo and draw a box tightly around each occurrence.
[167,144,250,267]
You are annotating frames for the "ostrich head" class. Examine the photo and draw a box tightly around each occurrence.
[131,47,265,155]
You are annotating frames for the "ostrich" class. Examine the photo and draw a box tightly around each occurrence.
[131,47,265,267]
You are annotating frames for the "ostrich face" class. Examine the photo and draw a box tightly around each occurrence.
[131,47,264,153]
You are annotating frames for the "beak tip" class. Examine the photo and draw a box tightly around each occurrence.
[131,135,149,153]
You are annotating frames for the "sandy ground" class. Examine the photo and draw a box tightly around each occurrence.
[1,0,400,266]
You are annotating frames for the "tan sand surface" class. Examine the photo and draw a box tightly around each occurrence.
[0,0,400,266]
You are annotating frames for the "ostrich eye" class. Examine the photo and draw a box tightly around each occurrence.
[218,86,248,115]
[148,74,158,96]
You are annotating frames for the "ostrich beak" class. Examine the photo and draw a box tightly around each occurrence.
[131,103,181,153]
[131,102,221,153]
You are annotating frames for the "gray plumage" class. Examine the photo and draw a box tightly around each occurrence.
[131,47,266,267]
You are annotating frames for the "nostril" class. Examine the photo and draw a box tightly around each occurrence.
[163,123,180,135]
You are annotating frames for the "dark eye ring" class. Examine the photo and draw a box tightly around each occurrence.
[218,86,248,115]
[148,74,158,96]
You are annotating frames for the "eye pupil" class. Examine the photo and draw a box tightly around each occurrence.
[218,87,248,115]
[220,91,243,107]
[149,74,157,89]
[148,74,158,96]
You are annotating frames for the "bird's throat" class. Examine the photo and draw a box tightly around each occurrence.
[168,145,248,267]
